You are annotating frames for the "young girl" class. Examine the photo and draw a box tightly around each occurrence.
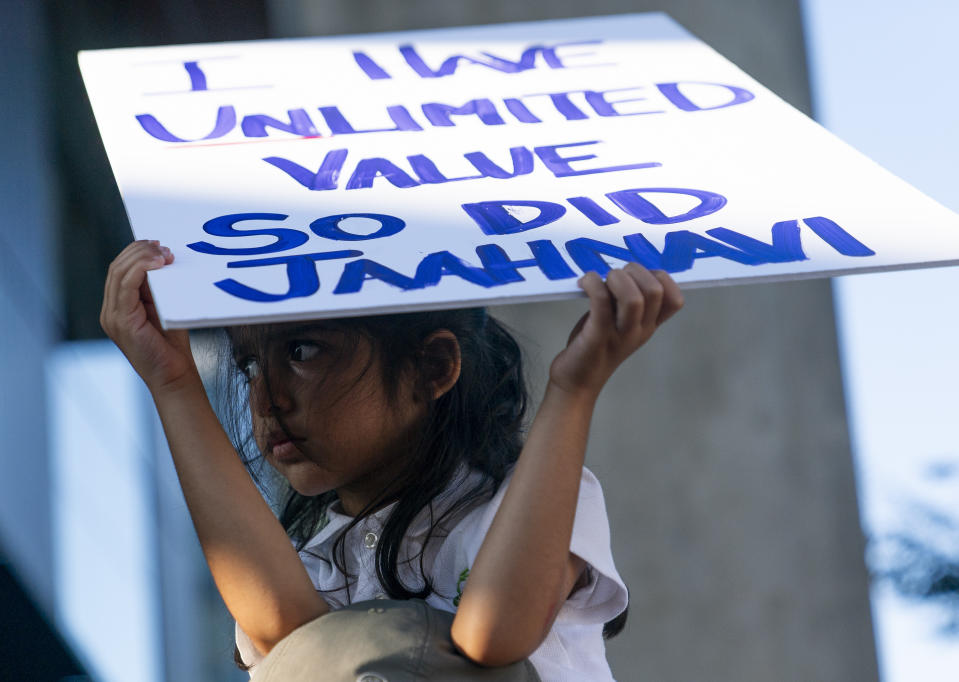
[100,240,684,680]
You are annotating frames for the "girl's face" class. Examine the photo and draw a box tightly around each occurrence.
[233,322,424,516]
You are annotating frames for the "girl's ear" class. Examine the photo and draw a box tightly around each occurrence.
[421,330,461,400]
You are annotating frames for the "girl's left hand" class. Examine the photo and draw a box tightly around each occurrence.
[549,264,684,399]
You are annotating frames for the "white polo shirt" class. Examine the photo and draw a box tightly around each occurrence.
[237,466,627,681]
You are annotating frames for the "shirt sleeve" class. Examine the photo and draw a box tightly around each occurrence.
[559,467,629,625]
[235,620,263,676]
[458,466,628,627]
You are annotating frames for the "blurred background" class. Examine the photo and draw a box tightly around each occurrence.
[1,0,956,680]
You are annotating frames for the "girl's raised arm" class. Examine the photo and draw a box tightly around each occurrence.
[101,241,327,655]
[451,264,684,666]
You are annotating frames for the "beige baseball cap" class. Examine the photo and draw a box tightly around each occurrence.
[251,598,541,682]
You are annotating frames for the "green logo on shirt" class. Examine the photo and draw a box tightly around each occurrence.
[453,567,470,607]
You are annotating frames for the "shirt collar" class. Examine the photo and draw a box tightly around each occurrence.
[299,464,481,553]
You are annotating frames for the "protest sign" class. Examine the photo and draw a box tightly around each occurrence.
[79,13,959,328]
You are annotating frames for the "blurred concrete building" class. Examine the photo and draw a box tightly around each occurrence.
[0,0,878,680]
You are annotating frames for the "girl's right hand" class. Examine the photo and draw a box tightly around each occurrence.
[100,240,199,394]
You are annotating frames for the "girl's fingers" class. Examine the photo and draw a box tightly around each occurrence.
[109,240,163,282]
[137,245,173,308]
[140,276,155,306]
[604,268,643,334]
[117,248,167,317]
[623,263,664,331]
[566,311,589,347]
[651,270,684,325]
[141,279,162,329]
[103,241,171,330]
[578,271,614,337]
[102,242,152,330]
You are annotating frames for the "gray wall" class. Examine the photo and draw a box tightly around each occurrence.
[271,1,877,680]
[493,282,875,680]
[268,0,811,114]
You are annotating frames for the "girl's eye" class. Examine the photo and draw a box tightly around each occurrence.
[290,341,322,362]
[239,357,260,380]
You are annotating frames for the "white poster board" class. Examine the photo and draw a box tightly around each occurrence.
[79,13,959,329]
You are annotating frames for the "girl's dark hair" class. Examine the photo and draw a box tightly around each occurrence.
[221,308,624,668]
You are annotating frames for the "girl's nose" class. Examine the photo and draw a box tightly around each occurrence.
[250,374,293,416]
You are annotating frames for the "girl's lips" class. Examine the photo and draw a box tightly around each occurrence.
[271,439,302,462]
